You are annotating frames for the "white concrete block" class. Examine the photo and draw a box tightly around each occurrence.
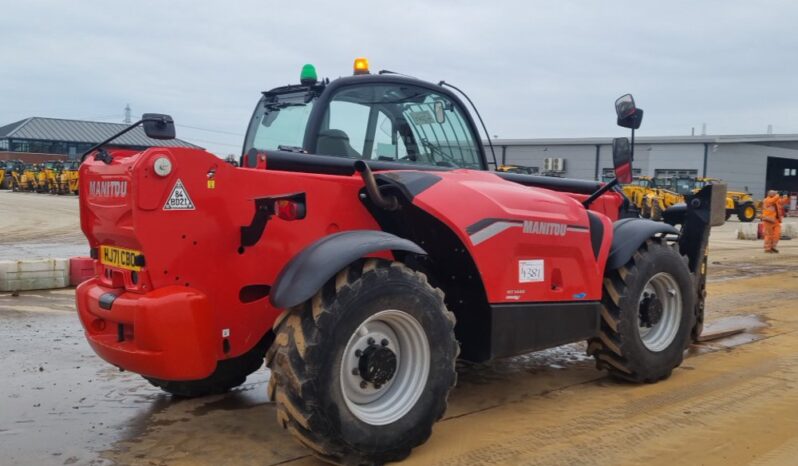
[783,223,797,239]
[736,223,759,240]
[0,259,69,291]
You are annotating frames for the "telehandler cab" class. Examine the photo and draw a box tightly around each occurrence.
[76,59,725,465]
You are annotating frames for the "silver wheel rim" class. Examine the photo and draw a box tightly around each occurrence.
[637,272,682,352]
[340,309,430,426]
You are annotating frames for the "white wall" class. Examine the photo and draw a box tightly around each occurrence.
[501,144,598,179]
[490,140,798,195]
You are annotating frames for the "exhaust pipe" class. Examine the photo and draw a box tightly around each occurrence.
[354,160,399,211]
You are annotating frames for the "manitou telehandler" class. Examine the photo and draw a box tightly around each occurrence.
[76,59,725,465]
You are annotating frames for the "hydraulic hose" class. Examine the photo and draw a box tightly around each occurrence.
[354,160,399,211]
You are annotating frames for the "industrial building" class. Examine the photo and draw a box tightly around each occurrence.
[0,117,198,162]
[489,134,798,197]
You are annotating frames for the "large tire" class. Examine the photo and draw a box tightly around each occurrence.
[650,201,663,222]
[267,259,458,465]
[145,336,268,397]
[737,201,756,222]
[588,239,695,383]
[640,200,651,219]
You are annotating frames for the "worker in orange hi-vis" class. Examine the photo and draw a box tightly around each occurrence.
[762,190,784,253]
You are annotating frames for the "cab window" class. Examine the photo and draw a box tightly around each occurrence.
[316,84,483,169]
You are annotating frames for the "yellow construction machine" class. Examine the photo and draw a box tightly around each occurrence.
[37,161,64,194]
[0,160,21,189]
[13,164,40,192]
[693,177,757,222]
[496,164,538,175]
[59,161,80,194]
[621,176,661,218]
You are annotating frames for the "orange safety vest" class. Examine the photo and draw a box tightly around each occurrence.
[762,195,783,223]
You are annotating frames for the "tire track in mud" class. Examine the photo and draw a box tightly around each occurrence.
[408,330,798,466]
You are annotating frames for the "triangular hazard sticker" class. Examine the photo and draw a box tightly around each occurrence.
[163,179,195,210]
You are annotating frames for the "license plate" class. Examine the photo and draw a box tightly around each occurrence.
[100,245,143,272]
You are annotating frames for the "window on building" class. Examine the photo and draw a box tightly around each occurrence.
[654,169,698,178]
[602,167,641,182]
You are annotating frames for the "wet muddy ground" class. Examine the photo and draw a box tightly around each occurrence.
[2,202,798,465]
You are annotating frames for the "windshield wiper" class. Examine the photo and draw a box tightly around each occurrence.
[265,102,305,110]
[421,139,458,166]
[277,145,307,153]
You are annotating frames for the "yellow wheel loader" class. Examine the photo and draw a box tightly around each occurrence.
[694,178,756,222]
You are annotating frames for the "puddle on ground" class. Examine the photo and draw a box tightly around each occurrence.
[690,314,770,355]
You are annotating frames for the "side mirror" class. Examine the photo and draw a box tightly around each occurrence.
[142,113,176,140]
[612,137,633,184]
[614,94,644,129]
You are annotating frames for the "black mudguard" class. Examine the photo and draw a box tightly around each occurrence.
[606,218,679,270]
[269,230,426,309]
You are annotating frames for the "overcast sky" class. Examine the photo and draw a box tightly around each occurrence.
[2,0,796,155]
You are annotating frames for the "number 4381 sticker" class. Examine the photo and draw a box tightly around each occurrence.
[519,259,544,283]
[163,179,196,210]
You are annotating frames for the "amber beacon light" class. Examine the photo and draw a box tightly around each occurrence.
[353,57,370,75]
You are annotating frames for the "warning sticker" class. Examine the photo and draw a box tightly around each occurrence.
[163,179,195,210]
[519,259,544,283]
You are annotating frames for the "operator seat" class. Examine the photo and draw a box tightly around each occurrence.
[317,129,361,158]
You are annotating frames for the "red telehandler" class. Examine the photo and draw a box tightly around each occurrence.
[77,59,725,465]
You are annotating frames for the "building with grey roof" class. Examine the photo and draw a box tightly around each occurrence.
[0,117,199,160]
[487,134,798,197]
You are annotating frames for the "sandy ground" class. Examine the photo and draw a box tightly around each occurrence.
[0,191,87,259]
[1,207,798,465]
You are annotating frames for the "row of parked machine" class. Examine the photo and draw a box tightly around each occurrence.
[0,159,80,195]
[621,176,759,222]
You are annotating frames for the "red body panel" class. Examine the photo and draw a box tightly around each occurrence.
[77,147,621,380]
[410,170,616,303]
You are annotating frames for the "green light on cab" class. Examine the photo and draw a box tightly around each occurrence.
[300,64,318,84]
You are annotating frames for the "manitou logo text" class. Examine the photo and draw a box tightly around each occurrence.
[522,220,566,236]
[89,180,128,198]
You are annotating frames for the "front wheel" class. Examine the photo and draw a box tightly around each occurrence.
[737,202,756,222]
[588,239,695,382]
[267,259,458,465]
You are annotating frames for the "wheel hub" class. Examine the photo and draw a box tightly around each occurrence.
[639,292,664,328]
[358,344,397,385]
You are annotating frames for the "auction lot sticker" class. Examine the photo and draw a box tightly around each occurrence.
[164,179,195,210]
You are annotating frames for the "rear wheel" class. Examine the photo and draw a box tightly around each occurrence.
[737,202,756,222]
[588,239,695,382]
[145,336,268,397]
[267,259,458,465]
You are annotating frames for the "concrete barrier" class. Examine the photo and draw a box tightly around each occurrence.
[739,222,797,240]
[783,223,797,239]
[0,258,69,291]
[737,223,759,240]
